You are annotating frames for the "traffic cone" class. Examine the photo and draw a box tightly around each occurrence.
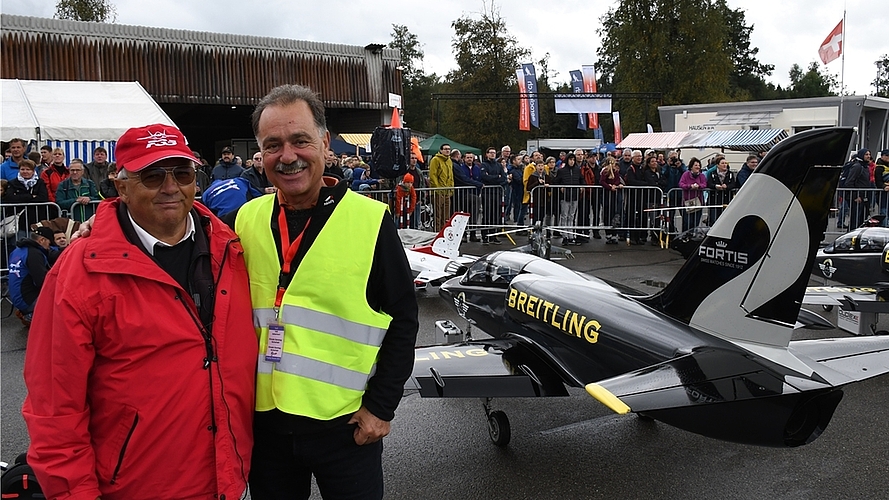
[390,107,402,129]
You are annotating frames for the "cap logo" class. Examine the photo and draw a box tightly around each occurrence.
[138,130,180,148]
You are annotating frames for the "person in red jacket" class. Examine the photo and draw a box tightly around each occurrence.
[394,172,417,228]
[22,124,257,500]
[39,147,70,203]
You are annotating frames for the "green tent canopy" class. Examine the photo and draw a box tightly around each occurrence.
[418,134,482,156]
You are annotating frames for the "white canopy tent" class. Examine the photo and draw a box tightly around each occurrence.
[1,79,176,161]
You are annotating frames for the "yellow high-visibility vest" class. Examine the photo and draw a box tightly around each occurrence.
[236,191,393,420]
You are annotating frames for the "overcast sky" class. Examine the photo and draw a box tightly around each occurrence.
[4,0,887,96]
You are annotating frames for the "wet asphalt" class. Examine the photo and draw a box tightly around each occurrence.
[2,238,888,499]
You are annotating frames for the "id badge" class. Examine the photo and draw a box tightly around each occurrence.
[265,322,284,363]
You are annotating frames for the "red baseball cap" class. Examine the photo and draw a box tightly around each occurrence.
[115,124,199,172]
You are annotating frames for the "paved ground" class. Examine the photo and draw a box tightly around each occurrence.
[3,238,889,498]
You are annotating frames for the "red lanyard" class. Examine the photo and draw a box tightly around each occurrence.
[274,207,310,312]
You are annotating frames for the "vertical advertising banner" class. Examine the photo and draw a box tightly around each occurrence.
[582,65,599,129]
[569,70,586,131]
[517,68,530,131]
[522,63,539,129]
[612,111,622,144]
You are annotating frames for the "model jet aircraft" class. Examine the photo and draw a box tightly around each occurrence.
[801,220,889,322]
[813,224,889,286]
[496,221,575,260]
[406,127,889,448]
[400,212,477,288]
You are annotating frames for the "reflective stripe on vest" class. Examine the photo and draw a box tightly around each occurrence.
[252,305,387,347]
[256,353,373,392]
[236,191,393,419]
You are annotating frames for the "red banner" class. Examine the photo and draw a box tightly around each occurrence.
[612,111,622,144]
[517,68,530,131]
[582,65,599,129]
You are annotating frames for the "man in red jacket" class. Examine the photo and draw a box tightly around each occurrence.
[22,124,258,500]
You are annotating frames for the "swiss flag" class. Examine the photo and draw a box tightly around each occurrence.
[818,20,843,65]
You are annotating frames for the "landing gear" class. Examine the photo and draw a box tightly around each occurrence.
[483,398,511,447]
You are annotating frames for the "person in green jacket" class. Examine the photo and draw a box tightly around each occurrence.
[56,159,100,222]
[427,144,454,230]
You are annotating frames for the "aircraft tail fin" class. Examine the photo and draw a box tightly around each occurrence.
[640,127,855,348]
[412,212,470,259]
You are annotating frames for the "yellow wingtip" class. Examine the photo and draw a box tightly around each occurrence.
[585,383,631,414]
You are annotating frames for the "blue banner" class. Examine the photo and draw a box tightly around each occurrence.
[569,69,585,131]
[522,63,539,129]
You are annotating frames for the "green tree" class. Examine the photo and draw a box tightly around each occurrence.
[388,25,441,134]
[54,0,117,22]
[596,0,770,134]
[597,0,731,134]
[874,54,889,98]
[785,62,838,98]
[443,1,531,150]
[716,0,777,100]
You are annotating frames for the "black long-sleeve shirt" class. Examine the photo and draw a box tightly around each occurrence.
[225,178,418,433]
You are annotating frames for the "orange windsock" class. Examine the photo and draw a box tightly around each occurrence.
[390,107,402,129]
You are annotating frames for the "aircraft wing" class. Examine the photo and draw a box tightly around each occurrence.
[803,285,880,306]
[406,338,571,398]
[584,347,794,415]
[789,337,889,383]
[414,270,451,285]
[588,337,889,413]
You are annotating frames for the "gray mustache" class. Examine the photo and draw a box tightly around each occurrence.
[275,159,309,173]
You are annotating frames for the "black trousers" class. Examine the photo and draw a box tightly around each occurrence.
[249,423,384,500]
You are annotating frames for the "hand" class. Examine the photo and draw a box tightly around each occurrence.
[70,214,96,241]
[264,186,278,194]
[348,406,390,445]
[77,196,90,204]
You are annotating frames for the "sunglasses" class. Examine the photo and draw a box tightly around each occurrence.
[137,166,196,189]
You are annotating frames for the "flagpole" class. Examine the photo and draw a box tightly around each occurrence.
[839,7,846,126]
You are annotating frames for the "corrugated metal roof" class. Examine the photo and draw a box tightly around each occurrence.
[617,132,688,149]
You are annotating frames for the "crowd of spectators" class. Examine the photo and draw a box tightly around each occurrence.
[3,138,887,318]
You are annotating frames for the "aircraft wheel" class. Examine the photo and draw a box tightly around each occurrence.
[487,410,511,447]
[822,305,834,312]
[636,412,655,422]
[875,330,889,336]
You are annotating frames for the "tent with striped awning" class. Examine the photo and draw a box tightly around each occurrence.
[2,79,177,162]
[618,129,788,152]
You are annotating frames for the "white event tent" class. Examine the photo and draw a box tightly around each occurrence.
[1,79,176,162]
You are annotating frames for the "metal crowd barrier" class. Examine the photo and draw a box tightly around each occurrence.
[528,185,666,235]
[832,187,887,234]
[1,201,64,273]
[346,181,888,241]
[662,187,739,234]
[355,185,508,234]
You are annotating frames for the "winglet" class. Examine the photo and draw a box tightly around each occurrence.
[585,383,631,414]
[412,212,470,259]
